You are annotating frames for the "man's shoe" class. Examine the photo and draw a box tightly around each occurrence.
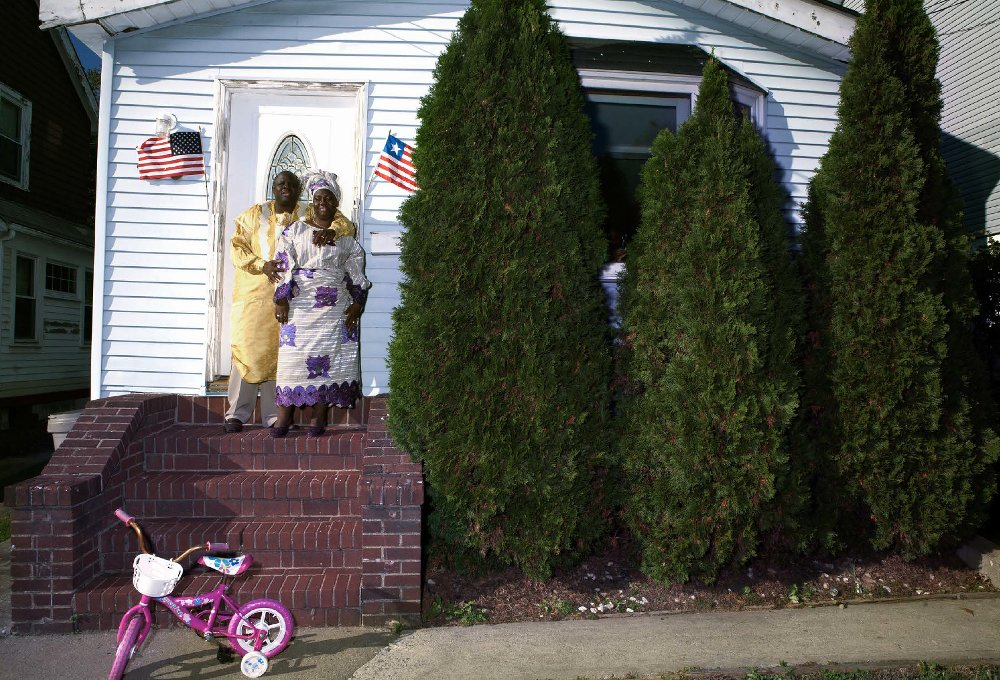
[223,418,243,433]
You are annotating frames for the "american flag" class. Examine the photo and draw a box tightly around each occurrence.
[137,131,205,180]
[374,133,417,193]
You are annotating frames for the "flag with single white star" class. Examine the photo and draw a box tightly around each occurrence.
[137,131,205,180]
[374,133,417,193]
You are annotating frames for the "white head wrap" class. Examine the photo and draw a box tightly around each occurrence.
[303,170,342,204]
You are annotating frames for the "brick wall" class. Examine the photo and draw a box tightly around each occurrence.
[7,394,177,634]
[360,396,424,625]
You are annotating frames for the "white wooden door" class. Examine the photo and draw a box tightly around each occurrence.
[214,86,364,377]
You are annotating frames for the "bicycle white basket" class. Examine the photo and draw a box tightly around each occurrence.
[132,554,183,597]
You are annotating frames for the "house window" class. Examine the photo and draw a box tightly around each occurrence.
[83,269,93,344]
[579,66,765,260]
[14,254,37,340]
[266,134,311,200]
[46,262,77,296]
[0,83,31,189]
[584,89,692,259]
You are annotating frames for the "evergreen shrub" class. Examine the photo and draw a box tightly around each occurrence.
[971,240,1000,403]
[387,0,612,577]
[799,0,998,555]
[617,59,802,584]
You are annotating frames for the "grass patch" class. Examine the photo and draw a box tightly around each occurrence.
[659,663,1000,679]
[0,505,10,542]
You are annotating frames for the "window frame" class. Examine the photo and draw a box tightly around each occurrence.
[578,68,766,130]
[44,260,79,300]
[13,251,40,343]
[82,268,94,346]
[0,83,32,190]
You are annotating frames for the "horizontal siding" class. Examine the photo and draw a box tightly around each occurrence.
[0,230,91,398]
[98,0,845,397]
[931,0,1000,237]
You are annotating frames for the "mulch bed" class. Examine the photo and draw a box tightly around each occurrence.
[422,541,995,626]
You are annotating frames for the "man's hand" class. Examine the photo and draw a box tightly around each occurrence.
[262,259,284,284]
[312,229,335,247]
[345,302,362,333]
[274,299,290,324]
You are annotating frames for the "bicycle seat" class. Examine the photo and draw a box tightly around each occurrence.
[199,554,253,575]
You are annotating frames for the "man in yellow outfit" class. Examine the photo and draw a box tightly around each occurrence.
[223,170,354,432]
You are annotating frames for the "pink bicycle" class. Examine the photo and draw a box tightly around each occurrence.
[109,508,294,679]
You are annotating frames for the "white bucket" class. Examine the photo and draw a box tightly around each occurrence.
[47,409,84,449]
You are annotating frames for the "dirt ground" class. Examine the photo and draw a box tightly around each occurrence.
[423,542,995,626]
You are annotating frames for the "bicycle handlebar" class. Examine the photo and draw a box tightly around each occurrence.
[114,509,231,561]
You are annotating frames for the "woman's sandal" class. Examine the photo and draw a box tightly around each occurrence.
[270,424,290,438]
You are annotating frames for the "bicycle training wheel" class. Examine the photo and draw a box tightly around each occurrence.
[227,599,294,659]
[108,614,143,680]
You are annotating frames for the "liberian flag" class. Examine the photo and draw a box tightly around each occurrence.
[374,133,417,193]
[137,131,205,180]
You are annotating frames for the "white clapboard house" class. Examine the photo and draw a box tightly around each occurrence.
[39,0,859,402]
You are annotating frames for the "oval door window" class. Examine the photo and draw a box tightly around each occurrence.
[266,134,311,200]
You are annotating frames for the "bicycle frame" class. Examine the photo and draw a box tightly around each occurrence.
[117,580,266,653]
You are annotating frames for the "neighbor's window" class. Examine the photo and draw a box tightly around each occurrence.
[83,269,93,344]
[584,90,691,260]
[45,262,78,296]
[0,84,31,189]
[266,134,311,200]
[14,254,37,340]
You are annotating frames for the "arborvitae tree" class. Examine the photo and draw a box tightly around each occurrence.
[618,59,802,584]
[800,0,998,555]
[971,240,1000,403]
[387,0,612,577]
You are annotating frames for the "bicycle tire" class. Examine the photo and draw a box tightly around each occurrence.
[108,614,143,680]
[227,599,295,659]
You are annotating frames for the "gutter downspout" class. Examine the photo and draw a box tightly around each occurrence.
[0,221,16,314]
[90,39,114,400]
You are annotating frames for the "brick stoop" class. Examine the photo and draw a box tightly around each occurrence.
[7,394,423,634]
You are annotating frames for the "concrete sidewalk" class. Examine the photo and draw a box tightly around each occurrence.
[3,536,1000,680]
[0,596,998,680]
[353,597,1000,680]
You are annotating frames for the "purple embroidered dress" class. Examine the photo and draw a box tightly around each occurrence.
[273,222,371,408]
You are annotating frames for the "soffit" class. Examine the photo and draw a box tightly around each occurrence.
[41,0,855,61]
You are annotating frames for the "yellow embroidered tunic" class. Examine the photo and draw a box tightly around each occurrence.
[229,200,355,383]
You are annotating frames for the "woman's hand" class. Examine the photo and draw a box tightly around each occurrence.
[274,299,290,324]
[262,259,285,284]
[345,302,362,333]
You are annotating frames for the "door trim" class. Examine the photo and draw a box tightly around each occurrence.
[206,80,368,384]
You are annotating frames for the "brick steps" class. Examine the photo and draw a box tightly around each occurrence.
[100,518,363,573]
[88,424,377,631]
[122,471,363,519]
[73,570,361,630]
[11,395,422,634]
[144,425,364,472]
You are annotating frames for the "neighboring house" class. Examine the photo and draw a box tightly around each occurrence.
[38,0,857,401]
[0,0,98,433]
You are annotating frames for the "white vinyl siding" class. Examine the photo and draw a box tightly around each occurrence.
[1,231,92,398]
[96,0,846,397]
[931,0,1000,238]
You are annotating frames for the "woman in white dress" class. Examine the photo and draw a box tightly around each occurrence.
[271,170,371,437]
